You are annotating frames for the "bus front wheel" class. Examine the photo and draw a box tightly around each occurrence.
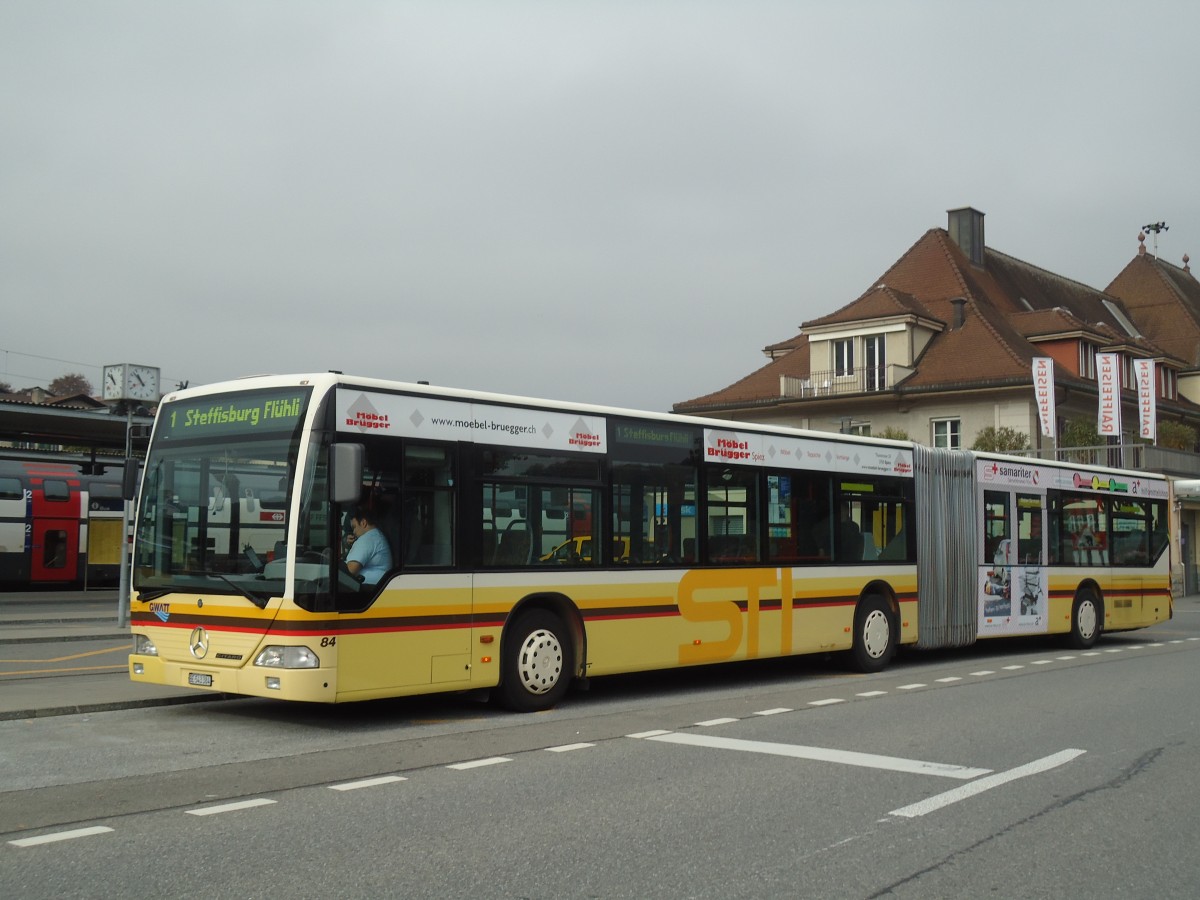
[850,595,896,673]
[1068,590,1102,649]
[498,610,572,712]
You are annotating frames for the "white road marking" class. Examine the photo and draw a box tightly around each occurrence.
[447,757,511,770]
[695,717,739,727]
[1031,660,1053,665]
[754,707,793,716]
[546,742,595,752]
[970,670,995,676]
[8,826,113,847]
[897,683,926,690]
[1002,665,1024,670]
[186,798,276,816]
[329,775,407,791]
[643,732,991,779]
[627,729,672,739]
[889,749,1086,818]
[856,690,887,697]
[936,677,962,683]
[809,698,845,707]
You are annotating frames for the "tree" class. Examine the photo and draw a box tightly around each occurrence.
[1158,420,1198,452]
[877,426,910,440]
[0,381,12,393]
[1060,418,1101,448]
[971,426,1030,453]
[49,373,93,397]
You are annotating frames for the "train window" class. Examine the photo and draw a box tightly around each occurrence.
[42,480,70,501]
[43,530,68,568]
[0,477,22,500]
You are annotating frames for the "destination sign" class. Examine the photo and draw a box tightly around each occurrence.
[157,388,311,441]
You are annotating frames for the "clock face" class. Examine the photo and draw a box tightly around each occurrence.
[102,365,125,401]
[125,365,160,401]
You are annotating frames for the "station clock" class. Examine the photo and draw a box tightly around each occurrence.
[102,364,161,402]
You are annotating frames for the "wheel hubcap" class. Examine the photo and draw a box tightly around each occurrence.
[517,628,563,695]
[1077,601,1097,640]
[862,609,890,659]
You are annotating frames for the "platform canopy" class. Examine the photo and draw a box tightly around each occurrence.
[0,399,154,455]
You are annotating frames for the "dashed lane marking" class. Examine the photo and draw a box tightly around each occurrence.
[447,756,511,770]
[329,775,407,791]
[186,798,276,816]
[8,826,113,847]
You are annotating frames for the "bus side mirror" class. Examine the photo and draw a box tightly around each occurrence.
[331,443,364,505]
[122,460,139,501]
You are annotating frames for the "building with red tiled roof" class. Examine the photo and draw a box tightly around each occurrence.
[675,208,1200,458]
[1106,234,1200,369]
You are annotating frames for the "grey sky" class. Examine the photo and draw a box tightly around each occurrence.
[3,1,1196,412]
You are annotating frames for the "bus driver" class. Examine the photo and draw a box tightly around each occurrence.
[344,506,393,584]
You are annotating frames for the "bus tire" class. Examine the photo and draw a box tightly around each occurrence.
[851,595,896,673]
[498,610,572,712]
[1068,590,1102,649]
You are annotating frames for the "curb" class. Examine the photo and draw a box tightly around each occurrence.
[0,692,231,722]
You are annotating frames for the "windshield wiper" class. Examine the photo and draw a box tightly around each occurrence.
[135,587,172,602]
[203,572,270,610]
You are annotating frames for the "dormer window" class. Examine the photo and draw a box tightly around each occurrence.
[834,339,854,377]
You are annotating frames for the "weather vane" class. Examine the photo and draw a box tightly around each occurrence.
[1142,221,1168,258]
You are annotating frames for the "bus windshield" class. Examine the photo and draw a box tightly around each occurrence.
[132,386,312,604]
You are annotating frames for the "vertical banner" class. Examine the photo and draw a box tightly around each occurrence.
[1135,358,1156,440]
[1032,357,1056,439]
[1096,352,1121,437]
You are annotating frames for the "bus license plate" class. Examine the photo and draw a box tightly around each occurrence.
[188,673,213,687]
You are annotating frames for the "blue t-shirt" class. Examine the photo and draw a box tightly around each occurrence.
[347,527,392,584]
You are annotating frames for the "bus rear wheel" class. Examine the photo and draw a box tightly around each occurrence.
[850,595,896,673]
[1068,590,1102,649]
[498,610,572,712]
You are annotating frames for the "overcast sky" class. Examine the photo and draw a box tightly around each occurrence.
[3,1,1197,413]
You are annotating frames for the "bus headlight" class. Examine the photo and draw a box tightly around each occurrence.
[133,634,159,657]
[254,646,320,669]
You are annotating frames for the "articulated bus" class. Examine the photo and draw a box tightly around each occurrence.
[127,374,1172,710]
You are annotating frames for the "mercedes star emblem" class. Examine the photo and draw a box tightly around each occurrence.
[189,626,210,659]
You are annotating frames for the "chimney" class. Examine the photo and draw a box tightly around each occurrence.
[947,207,986,267]
[951,297,967,329]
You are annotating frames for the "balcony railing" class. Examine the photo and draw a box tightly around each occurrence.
[1012,444,1200,478]
[780,365,912,398]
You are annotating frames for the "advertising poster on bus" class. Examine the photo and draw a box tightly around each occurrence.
[977,458,1048,637]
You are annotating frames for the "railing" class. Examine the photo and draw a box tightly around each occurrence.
[780,365,913,398]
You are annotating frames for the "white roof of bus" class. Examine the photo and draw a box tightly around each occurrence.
[163,372,1167,482]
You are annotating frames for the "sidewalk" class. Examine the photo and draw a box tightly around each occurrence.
[0,590,223,720]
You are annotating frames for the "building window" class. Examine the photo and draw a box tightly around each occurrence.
[1079,342,1097,379]
[1161,367,1176,400]
[848,423,871,437]
[834,339,854,377]
[932,419,961,449]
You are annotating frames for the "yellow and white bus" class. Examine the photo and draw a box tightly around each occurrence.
[128,374,1172,710]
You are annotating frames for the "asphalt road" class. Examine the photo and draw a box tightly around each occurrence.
[3,606,1200,899]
